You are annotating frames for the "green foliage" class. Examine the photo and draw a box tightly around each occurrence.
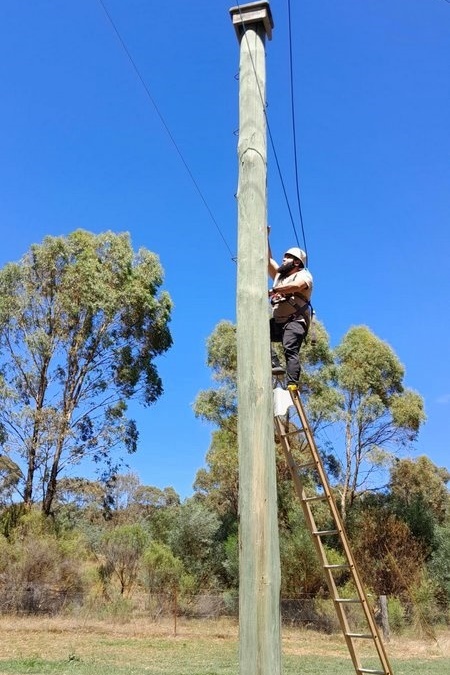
[206,320,238,384]
[192,318,436,613]
[0,455,21,505]
[142,540,196,635]
[279,519,324,596]
[390,456,450,525]
[168,500,221,589]
[102,473,142,513]
[97,595,135,622]
[192,318,338,550]
[222,533,239,589]
[193,429,238,517]
[98,523,149,596]
[301,320,335,369]
[142,541,185,593]
[390,390,426,433]
[427,521,450,606]
[349,504,426,598]
[0,508,85,613]
[144,501,178,545]
[55,477,106,511]
[194,319,338,431]
[393,494,438,552]
[335,326,404,401]
[410,574,442,634]
[299,320,343,428]
[387,596,406,632]
[133,484,180,510]
[0,502,28,538]
[333,326,426,517]
[388,457,450,560]
[278,500,346,598]
[0,532,8,572]
[0,230,173,514]
[195,320,427,527]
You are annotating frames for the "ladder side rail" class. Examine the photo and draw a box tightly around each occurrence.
[289,393,393,675]
[291,394,382,606]
[323,566,369,675]
[275,415,364,675]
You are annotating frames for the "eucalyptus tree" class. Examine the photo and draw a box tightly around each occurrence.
[168,499,221,589]
[389,455,450,525]
[388,456,450,554]
[428,516,450,606]
[194,322,427,526]
[0,455,21,506]
[0,230,172,515]
[193,319,338,516]
[98,523,149,596]
[333,326,426,519]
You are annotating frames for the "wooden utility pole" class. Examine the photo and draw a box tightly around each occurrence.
[229,4,281,675]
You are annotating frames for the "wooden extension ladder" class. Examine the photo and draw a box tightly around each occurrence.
[274,386,394,675]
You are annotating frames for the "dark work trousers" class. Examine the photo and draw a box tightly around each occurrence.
[270,317,307,384]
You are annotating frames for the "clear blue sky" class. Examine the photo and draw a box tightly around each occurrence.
[1,1,449,499]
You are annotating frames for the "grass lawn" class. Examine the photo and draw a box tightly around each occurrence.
[0,616,448,675]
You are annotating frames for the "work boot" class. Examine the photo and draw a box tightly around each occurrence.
[272,365,286,376]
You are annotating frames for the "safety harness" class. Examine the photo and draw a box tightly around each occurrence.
[280,292,317,343]
[284,292,313,324]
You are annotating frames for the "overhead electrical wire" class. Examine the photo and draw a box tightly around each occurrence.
[287,0,309,263]
[236,0,309,262]
[235,2,299,239]
[98,0,310,265]
[97,0,236,261]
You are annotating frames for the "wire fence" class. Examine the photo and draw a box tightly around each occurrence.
[0,584,390,635]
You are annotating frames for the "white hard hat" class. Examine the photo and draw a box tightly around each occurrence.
[284,247,307,266]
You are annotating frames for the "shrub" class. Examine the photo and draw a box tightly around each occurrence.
[410,574,441,635]
[387,596,406,632]
[0,530,84,613]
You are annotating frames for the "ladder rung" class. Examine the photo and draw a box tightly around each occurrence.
[346,633,373,639]
[277,398,392,675]
[324,564,349,569]
[296,461,316,470]
[303,494,328,502]
[281,428,305,438]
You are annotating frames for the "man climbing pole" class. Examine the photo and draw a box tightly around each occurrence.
[268,230,313,391]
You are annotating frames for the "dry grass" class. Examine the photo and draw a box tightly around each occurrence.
[0,615,237,657]
[0,615,448,674]
[283,624,450,660]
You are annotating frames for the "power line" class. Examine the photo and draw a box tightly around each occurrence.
[235,2,307,256]
[287,0,309,263]
[97,0,235,261]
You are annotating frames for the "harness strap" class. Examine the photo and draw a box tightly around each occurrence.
[274,291,317,343]
[284,293,313,325]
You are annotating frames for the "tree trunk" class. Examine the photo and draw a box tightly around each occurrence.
[42,410,71,515]
[341,414,353,521]
[24,368,49,505]
[42,437,64,515]
[379,595,390,642]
